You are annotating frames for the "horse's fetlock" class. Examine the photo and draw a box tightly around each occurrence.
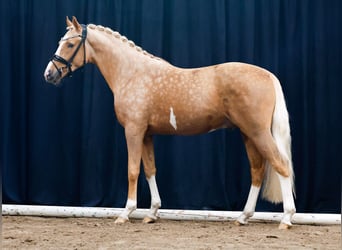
[244,211,254,218]
[152,200,161,209]
[125,199,137,210]
[285,207,296,215]
[128,170,140,181]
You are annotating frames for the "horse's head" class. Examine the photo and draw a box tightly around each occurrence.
[44,16,87,85]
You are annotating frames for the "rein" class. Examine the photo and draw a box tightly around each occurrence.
[51,24,87,78]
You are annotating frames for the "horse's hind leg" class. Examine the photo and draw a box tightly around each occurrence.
[141,135,161,223]
[249,130,296,229]
[235,135,265,225]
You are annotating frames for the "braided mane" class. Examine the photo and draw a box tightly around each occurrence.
[87,24,159,60]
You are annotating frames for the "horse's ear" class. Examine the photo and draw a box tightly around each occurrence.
[72,16,82,32]
[66,16,72,27]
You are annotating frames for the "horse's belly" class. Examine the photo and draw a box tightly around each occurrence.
[147,111,234,135]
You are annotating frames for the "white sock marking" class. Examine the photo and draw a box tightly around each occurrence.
[277,174,296,225]
[147,175,161,218]
[237,185,260,224]
[244,185,260,215]
[119,199,137,219]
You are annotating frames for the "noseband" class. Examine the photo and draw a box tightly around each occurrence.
[51,24,87,78]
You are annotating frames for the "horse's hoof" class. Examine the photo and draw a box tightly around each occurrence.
[143,216,157,224]
[278,223,291,230]
[114,217,129,224]
[234,220,245,226]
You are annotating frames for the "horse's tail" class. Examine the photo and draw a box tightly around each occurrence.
[262,75,295,203]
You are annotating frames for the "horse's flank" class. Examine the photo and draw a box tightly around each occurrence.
[85,24,274,136]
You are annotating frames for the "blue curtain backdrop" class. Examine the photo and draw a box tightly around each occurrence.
[1,0,341,213]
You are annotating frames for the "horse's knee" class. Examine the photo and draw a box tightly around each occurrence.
[128,169,140,182]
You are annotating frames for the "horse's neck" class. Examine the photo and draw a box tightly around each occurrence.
[86,28,167,94]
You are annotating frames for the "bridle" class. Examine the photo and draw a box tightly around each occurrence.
[50,24,87,78]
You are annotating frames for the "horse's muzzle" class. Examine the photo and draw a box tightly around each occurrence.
[44,68,62,85]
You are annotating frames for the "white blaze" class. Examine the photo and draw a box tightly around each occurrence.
[169,107,177,130]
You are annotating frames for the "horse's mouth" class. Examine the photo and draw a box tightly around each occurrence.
[45,77,62,86]
[51,79,64,87]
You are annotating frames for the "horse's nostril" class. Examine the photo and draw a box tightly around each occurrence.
[48,69,54,77]
[45,69,54,82]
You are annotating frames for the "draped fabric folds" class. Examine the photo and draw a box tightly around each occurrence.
[1,0,340,213]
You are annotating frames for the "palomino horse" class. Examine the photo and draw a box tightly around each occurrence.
[44,17,296,229]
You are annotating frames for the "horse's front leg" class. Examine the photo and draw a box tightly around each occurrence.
[115,124,145,224]
[142,135,161,223]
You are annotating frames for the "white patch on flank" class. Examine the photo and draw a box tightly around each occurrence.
[169,107,177,130]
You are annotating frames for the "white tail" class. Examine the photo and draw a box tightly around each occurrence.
[262,75,295,203]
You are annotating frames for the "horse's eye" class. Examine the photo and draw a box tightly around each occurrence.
[67,43,74,48]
